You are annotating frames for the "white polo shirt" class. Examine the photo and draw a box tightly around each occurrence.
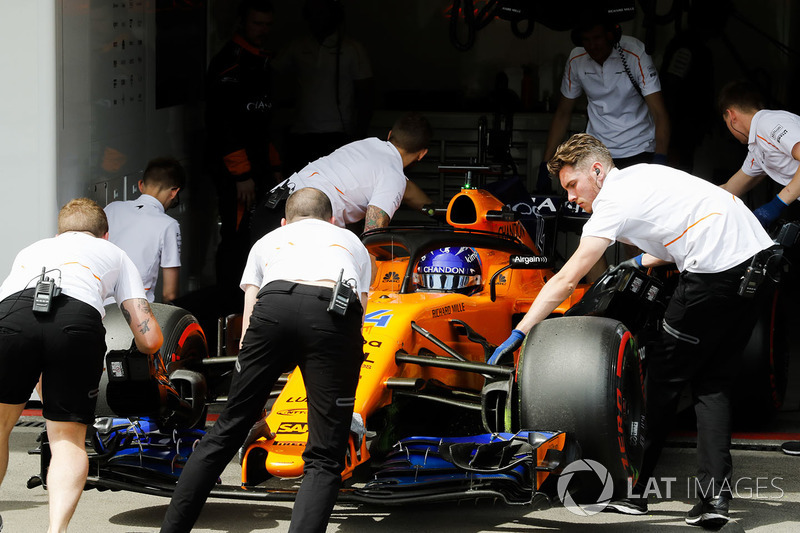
[561,36,662,159]
[104,194,181,301]
[286,138,407,227]
[583,165,773,273]
[0,232,146,316]
[241,218,371,296]
[741,109,800,187]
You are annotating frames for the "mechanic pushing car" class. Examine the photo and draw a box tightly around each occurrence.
[0,198,163,533]
[161,187,372,533]
[717,79,800,228]
[250,111,434,238]
[493,133,774,528]
[716,80,800,457]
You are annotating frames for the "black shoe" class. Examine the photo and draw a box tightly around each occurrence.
[685,497,729,529]
[781,441,800,455]
[605,497,648,515]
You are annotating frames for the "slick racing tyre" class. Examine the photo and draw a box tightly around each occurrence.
[95,303,209,418]
[517,316,644,497]
[733,285,789,425]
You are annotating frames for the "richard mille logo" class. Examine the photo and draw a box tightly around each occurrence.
[382,272,400,283]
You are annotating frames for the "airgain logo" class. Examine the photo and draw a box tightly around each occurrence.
[557,459,614,516]
[382,271,400,283]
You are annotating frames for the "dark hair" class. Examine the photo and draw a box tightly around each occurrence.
[285,188,333,222]
[58,198,109,237]
[548,133,614,177]
[143,157,186,189]
[237,0,274,19]
[717,80,765,116]
[570,8,621,46]
[389,112,433,154]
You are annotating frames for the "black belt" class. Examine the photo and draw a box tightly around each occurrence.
[258,280,362,313]
[258,280,333,298]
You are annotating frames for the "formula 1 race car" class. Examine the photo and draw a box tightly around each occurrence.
[27,179,792,508]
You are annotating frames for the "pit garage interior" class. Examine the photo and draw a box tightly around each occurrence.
[2,0,800,504]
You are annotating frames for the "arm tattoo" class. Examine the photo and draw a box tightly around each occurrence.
[135,298,153,334]
[136,298,154,316]
[121,298,154,335]
[364,206,390,232]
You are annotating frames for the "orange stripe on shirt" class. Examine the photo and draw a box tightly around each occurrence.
[62,261,102,281]
[329,243,355,257]
[567,52,589,92]
[665,213,721,247]
[619,47,646,88]
[756,134,780,151]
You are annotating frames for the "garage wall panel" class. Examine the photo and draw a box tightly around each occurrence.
[0,1,57,274]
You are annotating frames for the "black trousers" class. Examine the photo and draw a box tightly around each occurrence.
[213,166,273,314]
[636,258,762,501]
[160,281,364,533]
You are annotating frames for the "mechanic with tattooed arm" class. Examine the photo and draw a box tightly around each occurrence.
[493,134,772,528]
[0,198,162,533]
[251,111,434,239]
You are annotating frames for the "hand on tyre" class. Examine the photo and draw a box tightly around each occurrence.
[753,195,787,228]
[488,329,525,365]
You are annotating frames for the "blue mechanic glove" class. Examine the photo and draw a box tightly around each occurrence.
[609,254,644,275]
[651,153,668,165]
[753,195,788,228]
[488,329,525,365]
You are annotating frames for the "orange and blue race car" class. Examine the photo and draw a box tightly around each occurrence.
[27,178,792,508]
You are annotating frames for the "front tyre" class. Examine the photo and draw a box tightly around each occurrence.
[96,303,209,419]
[517,316,644,496]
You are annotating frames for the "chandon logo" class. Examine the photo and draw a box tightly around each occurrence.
[557,459,614,516]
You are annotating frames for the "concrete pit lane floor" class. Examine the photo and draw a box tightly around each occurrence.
[2,414,798,532]
[3,345,799,532]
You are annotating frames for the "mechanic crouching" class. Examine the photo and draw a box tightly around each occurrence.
[492,133,773,528]
[160,187,372,533]
[0,198,163,533]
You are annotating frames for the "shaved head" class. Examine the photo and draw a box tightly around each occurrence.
[285,187,333,223]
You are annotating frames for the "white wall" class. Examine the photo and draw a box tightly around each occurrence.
[0,1,57,274]
[0,0,209,289]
